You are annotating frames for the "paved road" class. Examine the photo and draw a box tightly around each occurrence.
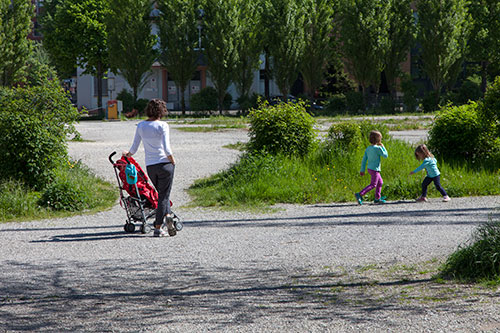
[1,121,499,332]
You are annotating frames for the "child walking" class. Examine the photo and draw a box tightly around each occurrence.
[355,130,388,205]
[410,144,450,202]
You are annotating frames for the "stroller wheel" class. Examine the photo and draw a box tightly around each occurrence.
[174,218,183,231]
[124,223,136,233]
[140,224,151,234]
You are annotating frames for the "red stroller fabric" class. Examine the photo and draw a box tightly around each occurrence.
[116,156,158,209]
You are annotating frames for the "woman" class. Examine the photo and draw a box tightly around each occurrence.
[123,99,176,237]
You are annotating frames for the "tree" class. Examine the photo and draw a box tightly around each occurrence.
[107,0,158,104]
[300,0,336,99]
[157,0,200,115]
[338,0,391,102]
[42,0,109,118]
[202,0,240,113]
[261,0,306,100]
[0,0,33,86]
[467,0,500,93]
[384,0,415,98]
[233,1,262,110]
[417,0,470,100]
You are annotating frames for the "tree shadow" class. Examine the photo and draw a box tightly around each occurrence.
[0,260,494,331]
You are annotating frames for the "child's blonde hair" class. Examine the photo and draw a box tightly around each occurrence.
[369,130,382,145]
[414,144,434,160]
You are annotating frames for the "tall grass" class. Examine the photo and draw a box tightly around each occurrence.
[0,161,117,222]
[189,138,500,208]
[440,219,500,283]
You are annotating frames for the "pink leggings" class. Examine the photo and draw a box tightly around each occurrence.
[360,169,383,199]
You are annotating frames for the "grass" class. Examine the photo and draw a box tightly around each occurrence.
[176,124,247,132]
[188,137,500,208]
[0,162,117,222]
[439,219,500,284]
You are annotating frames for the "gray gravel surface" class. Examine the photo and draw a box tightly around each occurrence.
[1,120,500,332]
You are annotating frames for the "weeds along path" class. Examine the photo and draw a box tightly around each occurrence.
[1,120,499,332]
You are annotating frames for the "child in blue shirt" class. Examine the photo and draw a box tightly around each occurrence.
[410,144,450,202]
[355,130,388,205]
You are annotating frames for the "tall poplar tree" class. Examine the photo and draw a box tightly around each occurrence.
[262,0,306,99]
[417,0,470,99]
[300,0,336,99]
[202,0,240,113]
[0,0,33,86]
[467,0,500,93]
[338,0,391,102]
[157,0,200,114]
[384,0,415,98]
[107,0,158,104]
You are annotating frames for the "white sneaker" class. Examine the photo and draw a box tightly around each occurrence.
[443,196,451,202]
[153,228,167,237]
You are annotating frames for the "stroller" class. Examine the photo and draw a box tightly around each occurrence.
[108,151,182,234]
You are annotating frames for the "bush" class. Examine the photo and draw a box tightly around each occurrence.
[324,93,347,115]
[345,91,365,114]
[0,81,79,189]
[428,102,499,164]
[326,122,362,152]
[401,76,418,112]
[455,76,483,105]
[440,220,500,282]
[116,90,148,115]
[421,90,440,113]
[481,76,500,137]
[190,87,218,111]
[117,89,134,113]
[248,100,315,156]
[428,102,482,160]
[237,93,263,112]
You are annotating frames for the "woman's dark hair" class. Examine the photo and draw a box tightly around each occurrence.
[145,99,167,119]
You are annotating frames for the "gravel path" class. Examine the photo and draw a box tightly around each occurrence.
[1,120,499,332]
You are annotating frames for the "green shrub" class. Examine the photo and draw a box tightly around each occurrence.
[401,75,418,112]
[421,90,440,113]
[248,100,315,156]
[358,121,391,144]
[345,91,365,114]
[377,95,397,115]
[440,220,500,282]
[324,93,347,115]
[117,89,134,113]
[481,76,500,137]
[0,81,79,189]
[134,98,149,115]
[326,122,362,151]
[190,87,218,111]
[455,76,483,105]
[428,102,498,163]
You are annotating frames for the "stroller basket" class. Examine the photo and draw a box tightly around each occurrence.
[108,152,182,234]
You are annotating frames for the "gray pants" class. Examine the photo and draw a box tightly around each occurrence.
[146,162,175,227]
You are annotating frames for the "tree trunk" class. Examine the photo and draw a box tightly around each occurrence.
[180,85,186,116]
[97,62,104,119]
[264,49,270,100]
[481,60,489,94]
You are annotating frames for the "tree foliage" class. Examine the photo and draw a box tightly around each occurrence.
[467,0,500,92]
[261,0,306,99]
[300,0,336,98]
[157,0,200,114]
[233,1,262,104]
[0,0,33,86]
[107,0,158,103]
[202,0,240,113]
[42,0,109,115]
[384,0,415,97]
[338,0,391,97]
[416,0,470,95]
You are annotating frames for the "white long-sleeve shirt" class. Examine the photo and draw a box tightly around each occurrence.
[129,120,173,166]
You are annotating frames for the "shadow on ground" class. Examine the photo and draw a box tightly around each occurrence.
[0,259,496,331]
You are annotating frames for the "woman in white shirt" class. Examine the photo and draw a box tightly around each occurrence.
[123,99,176,237]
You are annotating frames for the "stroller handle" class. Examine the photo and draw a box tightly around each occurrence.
[109,151,117,164]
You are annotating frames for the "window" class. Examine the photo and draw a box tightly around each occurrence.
[93,77,108,96]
